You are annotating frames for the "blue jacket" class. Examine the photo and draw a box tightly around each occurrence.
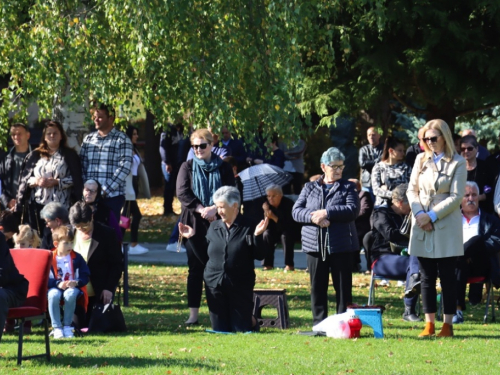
[48,250,90,290]
[292,177,360,256]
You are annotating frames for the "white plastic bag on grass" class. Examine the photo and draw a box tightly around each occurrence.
[313,312,351,339]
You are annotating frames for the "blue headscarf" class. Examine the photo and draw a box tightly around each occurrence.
[192,153,223,207]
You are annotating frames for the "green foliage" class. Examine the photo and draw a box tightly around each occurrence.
[297,0,500,126]
[456,106,500,151]
[0,0,306,141]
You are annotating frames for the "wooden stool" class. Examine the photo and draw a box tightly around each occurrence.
[253,289,290,329]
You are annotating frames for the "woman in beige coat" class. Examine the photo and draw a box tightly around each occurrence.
[407,119,466,338]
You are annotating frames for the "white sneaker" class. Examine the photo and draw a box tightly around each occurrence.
[397,280,405,287]
[379,279,390,287]
[53,328,64,339]
[166,243,186,253]
[63,326,74,338]
[128,244,149,255]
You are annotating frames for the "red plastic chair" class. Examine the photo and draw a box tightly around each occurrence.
[7,249,52,365]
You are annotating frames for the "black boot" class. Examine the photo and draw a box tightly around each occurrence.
[402,305,422,322]
[405,273,421,299]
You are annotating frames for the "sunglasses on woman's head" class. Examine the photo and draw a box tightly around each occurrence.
[461,146,475,152]
[192,143,208,150]
[423,135,441,143]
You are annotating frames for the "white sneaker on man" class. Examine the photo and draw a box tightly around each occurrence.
[53,328,64,339]
[166,243,186,253]
[128,244,149,255]
[63,326,74,338]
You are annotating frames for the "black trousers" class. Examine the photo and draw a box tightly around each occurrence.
[123,176,143,243]
[184,234,209,308]
[205,279,254,332]
[418,256,457,315]
[282,172,304,195]
[162,163,178,214]
[262,228,294,267]
[307,251,353,325]
[25,201,46,238]
[0,287,27,341]
[456,236,490,310]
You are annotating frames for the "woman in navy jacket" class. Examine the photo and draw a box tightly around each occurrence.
[293,147,360,324]
[180,186,268,332]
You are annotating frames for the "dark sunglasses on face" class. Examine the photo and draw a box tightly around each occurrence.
[423,135,441,143]
[192,143,208,150]
[461,146,475,152]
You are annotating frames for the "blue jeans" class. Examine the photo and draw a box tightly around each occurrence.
[48,287,81,328]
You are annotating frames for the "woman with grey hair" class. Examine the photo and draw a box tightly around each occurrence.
[179,186,269,332]
[292,147,360,324]
[40,201,70,249]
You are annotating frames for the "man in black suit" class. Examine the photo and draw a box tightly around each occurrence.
[0,232,29,340]
[261,185,297,271]
[453,181,500,324]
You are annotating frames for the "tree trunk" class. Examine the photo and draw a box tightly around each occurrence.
[143,111,162,189]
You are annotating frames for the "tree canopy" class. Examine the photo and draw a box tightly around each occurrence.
[2,0,500,145]
[0,0,305,142]
[298,0,500,130]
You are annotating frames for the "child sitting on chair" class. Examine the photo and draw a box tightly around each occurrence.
[48,226,90,339]
[13,224,41,249]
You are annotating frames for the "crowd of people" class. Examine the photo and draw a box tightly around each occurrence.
[2,112,500,339]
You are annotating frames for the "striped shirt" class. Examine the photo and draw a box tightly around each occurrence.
[80,128,133,198]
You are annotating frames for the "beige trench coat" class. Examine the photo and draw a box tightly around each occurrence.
[407,152,467,258]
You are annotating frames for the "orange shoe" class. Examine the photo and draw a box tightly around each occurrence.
[437,323,454,338]
[418,322,435,337]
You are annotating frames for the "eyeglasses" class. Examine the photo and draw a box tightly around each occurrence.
[192,143,208,150]
[75,223,92,231]
[461,146,475,152]
[423,135,441,143]
[327,164,346,171]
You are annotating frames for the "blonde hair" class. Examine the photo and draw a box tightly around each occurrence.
[190,129,213,144]
[421,119,456,159]
[13,225,41,248]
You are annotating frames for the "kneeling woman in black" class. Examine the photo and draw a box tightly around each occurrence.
[179,186,269,332]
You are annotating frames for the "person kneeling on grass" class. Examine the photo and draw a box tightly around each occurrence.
[179,186,268,332]
[48,226,90,339]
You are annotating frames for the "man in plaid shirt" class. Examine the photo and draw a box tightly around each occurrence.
[80,104,133,220]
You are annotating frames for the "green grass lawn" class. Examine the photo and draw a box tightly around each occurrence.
[2,264,499,374]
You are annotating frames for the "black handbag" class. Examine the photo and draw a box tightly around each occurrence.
[88,300,127,333]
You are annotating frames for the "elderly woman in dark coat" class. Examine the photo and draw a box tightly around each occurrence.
[177,129,235,324]
[292,147,360,324]
[180,186,268,332]
[69,201,123,326]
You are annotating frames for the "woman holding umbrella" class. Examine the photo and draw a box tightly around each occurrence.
[177,128,235,325]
